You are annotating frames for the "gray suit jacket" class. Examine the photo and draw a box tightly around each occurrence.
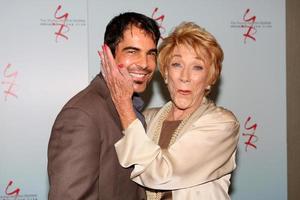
[48,74,146,200]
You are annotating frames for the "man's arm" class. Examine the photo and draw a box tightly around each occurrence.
[48,107,100,200]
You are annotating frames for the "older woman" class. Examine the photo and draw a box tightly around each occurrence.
[100,22,239,200]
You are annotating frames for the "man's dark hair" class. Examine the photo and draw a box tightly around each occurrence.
[104,12,161,56]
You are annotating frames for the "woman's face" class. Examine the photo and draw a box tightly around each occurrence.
[166,44,210,112]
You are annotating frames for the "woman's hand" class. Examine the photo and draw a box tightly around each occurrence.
[98,44,137,129]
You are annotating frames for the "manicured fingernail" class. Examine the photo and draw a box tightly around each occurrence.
[118,64,124,68]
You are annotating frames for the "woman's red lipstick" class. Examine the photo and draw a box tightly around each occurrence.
[178,89,191,95]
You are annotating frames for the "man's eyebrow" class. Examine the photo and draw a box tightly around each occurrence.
[122,46,140,51]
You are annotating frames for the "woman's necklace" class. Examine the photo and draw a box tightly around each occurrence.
[147,103,193,200]
[152,103,193,147]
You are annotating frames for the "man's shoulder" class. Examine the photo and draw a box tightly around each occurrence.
[64,87,101,109]
[63,75,108,110]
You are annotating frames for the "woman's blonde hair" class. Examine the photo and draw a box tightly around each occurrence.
[158,22,224,88]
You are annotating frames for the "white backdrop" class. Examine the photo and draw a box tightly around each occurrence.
[0,1,88,199]
[0,0,286,199]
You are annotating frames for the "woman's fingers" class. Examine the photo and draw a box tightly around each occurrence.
[102,45,112,76]
[98,50,107,77]
[98,44,134,108]
[117,64,132,84]
[104,44,117,73]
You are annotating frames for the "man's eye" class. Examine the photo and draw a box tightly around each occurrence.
[193,65,203,70]
[148,51,157,57]
[127,50,136,54]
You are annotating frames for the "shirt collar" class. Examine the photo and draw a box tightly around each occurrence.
[132,93,144,111]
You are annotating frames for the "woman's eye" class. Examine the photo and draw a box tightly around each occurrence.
[171,62,181,67]
[193,65,203,71]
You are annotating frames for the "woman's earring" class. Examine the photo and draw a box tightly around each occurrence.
[206,85,211,91]
[164,77,168,84]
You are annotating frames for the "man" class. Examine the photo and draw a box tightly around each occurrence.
[47,12,160,200]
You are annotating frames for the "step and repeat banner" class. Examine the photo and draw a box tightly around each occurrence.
[1,0,286,199]
[0,1,89,199]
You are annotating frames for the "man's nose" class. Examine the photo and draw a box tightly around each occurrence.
[136,54,148,69]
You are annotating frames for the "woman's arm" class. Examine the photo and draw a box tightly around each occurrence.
[115,109,240,190]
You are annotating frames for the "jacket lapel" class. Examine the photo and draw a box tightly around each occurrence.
[178,97,212,138]
[147,98,212,141]
[93,74,122,128]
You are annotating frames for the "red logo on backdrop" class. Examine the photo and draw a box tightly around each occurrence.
[151,7,167,39]
[5,180,20,200]
[242,9,257,43]
[242,116,259,152]
[53,5,70,42]
[1,63,18,101]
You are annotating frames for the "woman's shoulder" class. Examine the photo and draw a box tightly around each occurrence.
[143,107,161,125]
[143,107,160,117]
[190,102,240,135]
[143,102,171,117]
[202,101,239,124]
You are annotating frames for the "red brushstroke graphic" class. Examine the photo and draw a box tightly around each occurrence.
[242,116,259,152]
[5,180,20,200]
[242,8,257,43]
[53,5,70,42]
[1,63,18,101]
[151,7,166,39]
